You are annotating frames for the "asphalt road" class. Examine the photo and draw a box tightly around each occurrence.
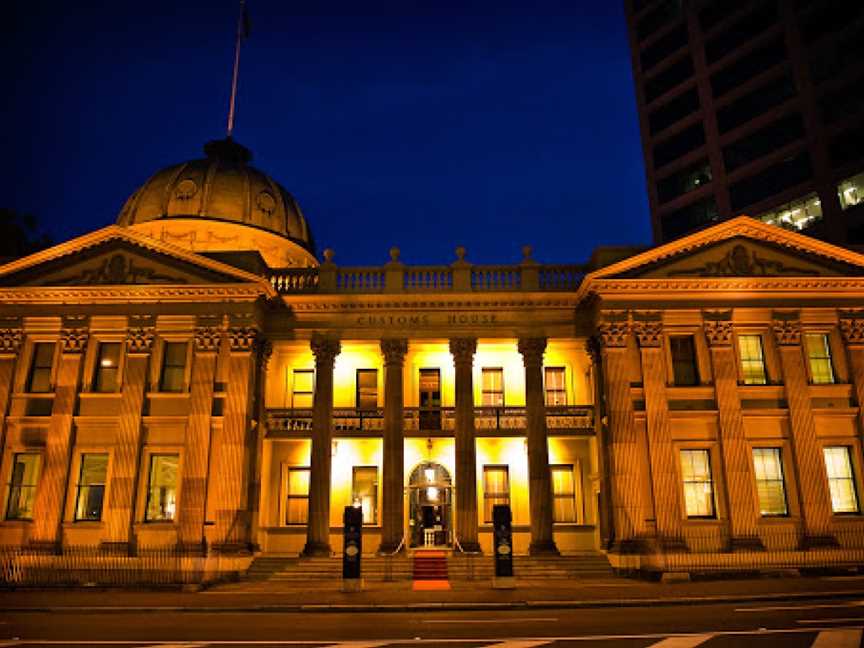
[2,598,864,647]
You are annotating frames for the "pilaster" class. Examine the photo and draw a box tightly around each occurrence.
[633,314,685,551]
[450,337,480,552]
[518,337,558,555]
[0,323,23,461]
[303,334,341,556]
[704,315,763,551]
[379,338,407,554]
[30,318,89,549]
[840,312,864,442]
[773,314,836,548]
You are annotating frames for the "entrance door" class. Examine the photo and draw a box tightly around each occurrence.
[419,369,441,431]
[408,462,452,547]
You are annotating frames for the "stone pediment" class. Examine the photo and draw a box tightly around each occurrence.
[0,226,272,288]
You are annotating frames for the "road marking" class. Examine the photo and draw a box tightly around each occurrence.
[421,618,558,624]
[140,644,208,648]
[481,642,551,648]
[324,643,392,647]
[797,618,864,625]
[645,635,713,648]
[811,628,863,647]
[736,601,864,612]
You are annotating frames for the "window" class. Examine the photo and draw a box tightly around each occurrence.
[158,342,187,393]
[656,159,712,204]
[144,454,179,522]
[551,463,583,523]
[648,88,700,135]
[756,192,822,232]
[92,342,122,392]
[284,466,310,525]
[729,151,812,212]
[838,171,864,210]
[738,334,768,385]
[483,465,510,523]
[823,447,860,514]
[74,453,108,521]
[27,342,54,393]
[352,466,378,525]
[5,453,40,520]
[662,196,718,240]
[680,449,716,518]
[804,333,835,384]
[670,335,699,386]
[722,113,805,173]
[356,369,378,410]
[481,368,504,407]
[292,369,314,408]
[544,367,567,406]
[653,122,705,168]
[752,448,788,516]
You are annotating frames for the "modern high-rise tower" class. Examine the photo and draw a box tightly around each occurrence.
[624,0,864,246]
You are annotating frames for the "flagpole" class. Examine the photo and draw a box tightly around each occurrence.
[226,0,246,138]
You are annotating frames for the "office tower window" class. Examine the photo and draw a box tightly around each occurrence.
[74,454,108,521]
[755,193,822,232]
[544,367,567,406]
[5,454,41,520]
[838,171,864,210]
[670,335,699,386]
[656,160,712,204]
[483,465,510,523]
[752,448,788,516]
[158,342,187,393]
[680,449,716,518]
[738,334,768,385]
[356,369,378,410]
[284,467,310,525]
[144,454,179,522]
[92,342,122,392]
[352,466,378,525]
[27,343,55,393]
[662,196,718,240]
[804,333,835,384]
[823,447,860,514]
[481,368,504,406]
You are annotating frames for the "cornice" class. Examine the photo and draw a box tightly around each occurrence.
[588,277,864,295]
[0,284,268,304]
[283,296,580,312]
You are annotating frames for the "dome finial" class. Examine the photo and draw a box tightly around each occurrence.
[204,138,252,165]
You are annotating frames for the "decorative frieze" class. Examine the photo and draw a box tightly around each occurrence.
[380,338,408,365]
[228,327,258,353]
[517,337,547,367]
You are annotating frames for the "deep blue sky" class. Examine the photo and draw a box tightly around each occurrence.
[4,1,650,266]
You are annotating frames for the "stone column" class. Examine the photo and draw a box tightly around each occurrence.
[178,322,220,551]
[840,312,864,441]
[303,335,341,557]
[598,317,648,552]
[211,326,258,552]
[249,340,272,549]
[773,315,836,548]
[379,338,407,554]
[704,318,763,551]
[103,319,154,552]
[586,336,613,549]
[518,337,558,555]
[450,337,480,552]
[30,321,89,549]
[633,316,685,551]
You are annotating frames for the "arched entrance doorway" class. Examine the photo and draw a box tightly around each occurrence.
[408,462,452,548]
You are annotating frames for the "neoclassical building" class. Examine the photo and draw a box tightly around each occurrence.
[1,139,863,581]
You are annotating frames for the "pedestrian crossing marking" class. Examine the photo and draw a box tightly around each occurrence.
[482,642,551,648]
[810,629,863,648]
[644,635,713,648]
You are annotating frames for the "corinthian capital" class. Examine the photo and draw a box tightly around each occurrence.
[228,326,259,352]
[311,334,341,366]
[194,326,222,353]
[0,328,23,355]
[449,337,477,364]
[60,327,89,354]
[633,319,663,348]
[380,338,408,365]
[840,311,864,347]
[597,319,630,349]
[126,327,155,354]
[518,337,547,367]
[772,315,802,347]
[703,320,734,347]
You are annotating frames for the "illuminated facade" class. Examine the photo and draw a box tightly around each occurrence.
[2,139,864,582]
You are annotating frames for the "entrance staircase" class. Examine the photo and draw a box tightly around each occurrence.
[246,551,612,582]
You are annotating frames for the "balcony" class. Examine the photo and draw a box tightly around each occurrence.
[268,247,585,295]
[265,406,594,435]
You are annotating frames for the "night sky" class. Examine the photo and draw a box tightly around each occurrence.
[4,1,650,266]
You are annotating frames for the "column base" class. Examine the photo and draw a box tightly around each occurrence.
[800,534,839,550]
[99,541,133,556]
[210,542,253,556]
[302,541,333,557]
[456,541,482,554]
[610,537,651,555]
[529,540,560,556]
[729,536,765,552]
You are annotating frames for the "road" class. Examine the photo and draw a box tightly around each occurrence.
[2,597,864,647]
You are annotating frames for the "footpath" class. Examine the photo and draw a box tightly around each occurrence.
[2,574,864,613]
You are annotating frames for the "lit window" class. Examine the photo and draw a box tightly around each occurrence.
[292,369,314,408]
[158,342,187,393]
[544,367,567,406]
[738,334,767,385]
[74,453,108,521]
[481,368,504,407]
[823,447,860,514]
[352,466,378,525]
[5,453,41,520]
[27,343,55,393]
[144,454,179,522]
[482,465,510,523]
[284,466,309,525]
[551,463,583,523]
[356,369,378,410]
[804,333,835,384]
[838,171,864,210]
[756,192,822,231]
[680,449,716,518]
[752,448,787,516]
[670,335,699,386]
[93,342,122,393]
